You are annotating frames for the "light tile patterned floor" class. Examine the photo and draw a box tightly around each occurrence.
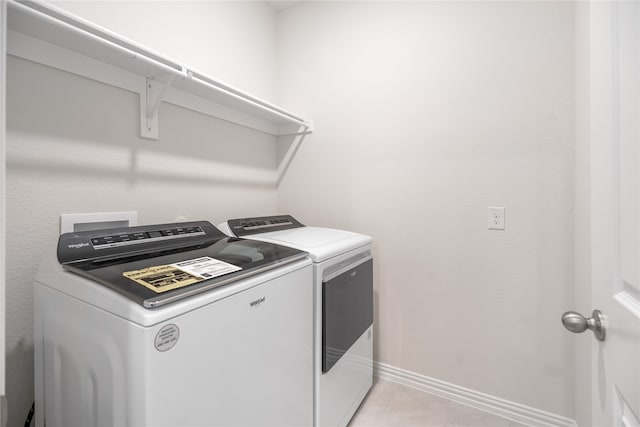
[348,379,530,427]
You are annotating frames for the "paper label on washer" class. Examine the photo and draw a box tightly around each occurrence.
[155,324,180,351]
[123,256,242,293]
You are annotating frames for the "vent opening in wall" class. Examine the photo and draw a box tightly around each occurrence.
[60,212,138,234]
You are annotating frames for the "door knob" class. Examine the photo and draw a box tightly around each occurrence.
[561,309,606,341]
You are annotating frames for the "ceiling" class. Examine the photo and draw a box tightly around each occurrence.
[265,1,306,12]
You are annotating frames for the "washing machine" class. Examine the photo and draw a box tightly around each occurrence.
[34,220,313,427]
[219,215,373,427]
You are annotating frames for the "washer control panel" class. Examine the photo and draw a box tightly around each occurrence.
[57,221,221,265]
[228,215,304,236]
[90,226,205,249]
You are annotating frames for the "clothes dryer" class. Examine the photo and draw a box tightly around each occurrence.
[220,215,373,427]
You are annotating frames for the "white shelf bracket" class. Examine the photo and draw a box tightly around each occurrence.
[277,122,313,184]
[141,74,175,140]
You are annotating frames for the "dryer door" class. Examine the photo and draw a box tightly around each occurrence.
[322,256,373,373]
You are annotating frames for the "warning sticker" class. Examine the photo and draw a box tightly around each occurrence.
[123,257,242,293]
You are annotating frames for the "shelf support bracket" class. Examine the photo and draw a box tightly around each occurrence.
[277,122,312,185]
[141,74,175,140]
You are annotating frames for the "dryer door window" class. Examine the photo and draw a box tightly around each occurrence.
[322,258,373,373]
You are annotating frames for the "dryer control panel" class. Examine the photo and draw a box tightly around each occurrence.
[228,215,304,236]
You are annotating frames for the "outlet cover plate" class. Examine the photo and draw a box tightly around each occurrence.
[488,207,505,230]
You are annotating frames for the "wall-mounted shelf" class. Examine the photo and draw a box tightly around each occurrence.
[6,0,313,139]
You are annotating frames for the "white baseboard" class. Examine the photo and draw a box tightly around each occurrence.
[374,362,577,427]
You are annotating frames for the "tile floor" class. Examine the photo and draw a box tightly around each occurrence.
[348,379,530,427]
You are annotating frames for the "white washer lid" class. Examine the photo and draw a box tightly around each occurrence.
[247,227,372,262]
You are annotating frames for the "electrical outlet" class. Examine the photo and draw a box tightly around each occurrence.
[488,207,505,230]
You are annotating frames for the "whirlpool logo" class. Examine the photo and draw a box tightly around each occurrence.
[249,296,266,308]
[67,242,89,249]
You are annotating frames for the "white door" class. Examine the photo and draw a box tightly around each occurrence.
[590,1,640,426]
[0,0,7,402]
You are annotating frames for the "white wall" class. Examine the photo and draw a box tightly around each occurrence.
[277,1,576,417]
[573,2,592,426]
[52,0,278,102]
[5,2,279,426]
